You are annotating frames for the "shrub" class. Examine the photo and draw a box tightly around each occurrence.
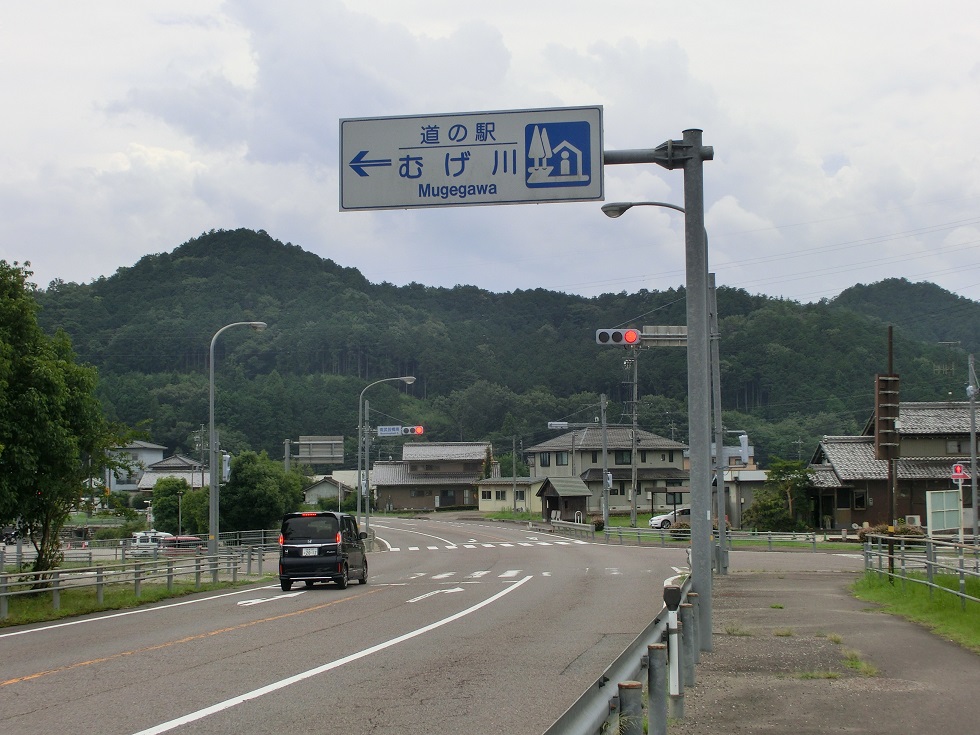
[591,515,604,532]
[856,522,925,543]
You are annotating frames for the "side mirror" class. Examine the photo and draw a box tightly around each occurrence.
[359,531,368,540]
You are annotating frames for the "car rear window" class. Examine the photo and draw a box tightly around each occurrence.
[282,516,340,541]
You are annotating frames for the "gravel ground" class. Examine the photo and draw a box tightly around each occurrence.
[668,571,980,734]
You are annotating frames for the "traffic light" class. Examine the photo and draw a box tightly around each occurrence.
[596,328,640,346]
[401,425,424,435]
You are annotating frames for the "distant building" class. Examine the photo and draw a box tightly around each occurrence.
[105,441,167,493]
[525,428,688,516]
[372,442,496,511]
[808,401,976,530]
[475,476,545,514]
[136,454,208,497]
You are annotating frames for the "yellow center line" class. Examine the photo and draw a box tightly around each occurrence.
[1,587,384,688]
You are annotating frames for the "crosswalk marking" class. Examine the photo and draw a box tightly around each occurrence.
[498,569,522,578]
[378,539,591,554]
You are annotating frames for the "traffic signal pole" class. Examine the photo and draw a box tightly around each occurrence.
[604,130,715,650]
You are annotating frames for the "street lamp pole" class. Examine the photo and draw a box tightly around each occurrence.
[968,354,977,541]
[601,126,715,651]
[209,321,267,556]
[357,376,416,531]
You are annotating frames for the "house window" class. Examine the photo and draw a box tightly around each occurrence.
[592,451,598,463]
[614,450,631,465]
[661,453,666,462]
[555,451,568,466]
[539,452,551,467]
[946,440,964,454]
[495,490,507,501]
[515,490,526,501]
[640,450,648,463]
[481,490,492,500]
[668,451,675,463]
[835,489,850,510]
[853,490,867,510]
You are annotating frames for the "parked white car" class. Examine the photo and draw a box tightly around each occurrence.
[648,507,690,529]
[129,530,174,556]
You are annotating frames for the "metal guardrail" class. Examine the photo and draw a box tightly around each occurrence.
[543,576,694,735]
[548,525,832,551]
[863,534,980,610]
[0,547,277,620]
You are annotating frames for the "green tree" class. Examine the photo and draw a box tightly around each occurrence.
[151,477,192,534]
[742,458,811,531]
[0,261,128,574]
[221,451,305,531]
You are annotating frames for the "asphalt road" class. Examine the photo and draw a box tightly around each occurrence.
[1,517,693,735]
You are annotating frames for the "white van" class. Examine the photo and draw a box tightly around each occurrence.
[130,530,174,557]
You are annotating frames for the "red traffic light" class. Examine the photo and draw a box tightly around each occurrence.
[401,425,424,435]
[596,328,641,346]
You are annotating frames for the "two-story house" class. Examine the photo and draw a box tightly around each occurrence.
[105,441,167,493]
[371,442,496,511]
[525,428,688,516]
[808,401,976,529]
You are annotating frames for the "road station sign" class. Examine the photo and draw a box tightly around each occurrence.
[340,106,603,210]
[376,425,403,437]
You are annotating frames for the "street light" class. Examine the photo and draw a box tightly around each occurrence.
[209,321,267,555]
[357,376,416,533]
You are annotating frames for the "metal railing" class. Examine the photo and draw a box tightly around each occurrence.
[863,534,980,610]
[543,576,694,735]
[0,547,277,620]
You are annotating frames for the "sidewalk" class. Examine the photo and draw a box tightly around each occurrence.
[670,570,980,734]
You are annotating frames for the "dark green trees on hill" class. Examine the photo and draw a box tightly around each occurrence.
[31,229,978,467]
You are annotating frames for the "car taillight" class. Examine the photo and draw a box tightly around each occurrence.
[300,512,317,517]
[335,532,342,544]
[278,533,284,545]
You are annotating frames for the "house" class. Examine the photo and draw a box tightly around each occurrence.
[536,476,593,521]
[475,476,545,514]
[105,441,168,493]
[525,428,688,516]
[808,401,977,530]
[372,442,496,511]
[136,454,209,497]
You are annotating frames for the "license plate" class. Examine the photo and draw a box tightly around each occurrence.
[302,547,318,557]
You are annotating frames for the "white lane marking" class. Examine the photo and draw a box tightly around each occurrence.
[481,543,495,548]
[373,536,394,551]
[444,545,458,549]
[369,523,457,546]
[518,542,533,547]
[0,585,282,640]
[427,546,439,550]
[500,543,514,547]
[407,587,464,603]
[130,577,533,735]
[466,571,491,579]
[463,544,477,549]
[431,572,456,579]
[408,546,420,551]
[237,591,305,606]
[541,572,552,577]
[498,570,522,578]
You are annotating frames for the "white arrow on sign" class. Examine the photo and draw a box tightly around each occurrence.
[408,587,464,603]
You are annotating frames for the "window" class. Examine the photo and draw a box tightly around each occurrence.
[481,490,492,500]
[640,450,648,463]
[515,490,526,501]
[835,489,850,510]
[539,452,551,467]
[668,451,675,463]
[495,490,507,501]
[853,490,867,510]
[592,451,598,463]
[555,451,568,466]
[614,450,631,465]
[610,483,624,496]
[946,440,965,454]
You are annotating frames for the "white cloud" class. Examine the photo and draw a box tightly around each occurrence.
[2,0,980,305]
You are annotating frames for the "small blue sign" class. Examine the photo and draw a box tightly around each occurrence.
[525,120,593,189]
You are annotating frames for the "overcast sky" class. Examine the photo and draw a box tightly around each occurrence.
[4,1,980,304]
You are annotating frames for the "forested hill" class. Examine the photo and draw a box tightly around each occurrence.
[31,229,977,466]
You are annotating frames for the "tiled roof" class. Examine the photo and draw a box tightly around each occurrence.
[812,436,973,483]
[149,454,202,470]
[371,461,483,487]
[527,428,686,452]
[402,442,490,461]
[580,467,688,482]
[896,402,974,435]
[538,476,592,497]
[137,470,209,491]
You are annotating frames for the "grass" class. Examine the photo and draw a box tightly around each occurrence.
[852,571,980,654]
[770,603,784,609]
[1,577,271,628]
[797,670,841,680]
[842,648,879,677]
[773,628,794,637]
[724,623,753,636]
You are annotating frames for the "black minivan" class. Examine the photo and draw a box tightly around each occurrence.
[278,511,368,591]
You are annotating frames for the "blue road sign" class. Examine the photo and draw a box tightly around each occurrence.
[340,106,603,211]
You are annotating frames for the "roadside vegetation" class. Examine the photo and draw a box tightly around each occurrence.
[852,571,980,653]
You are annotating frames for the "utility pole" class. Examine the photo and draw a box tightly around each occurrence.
[630,347,639,528]
[968,354,978,541]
